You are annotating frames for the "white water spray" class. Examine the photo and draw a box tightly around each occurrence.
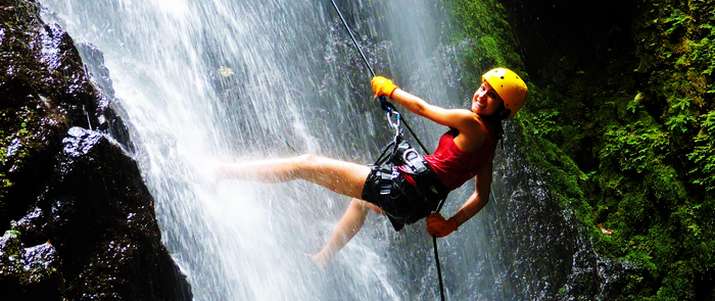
[40,0,502,299]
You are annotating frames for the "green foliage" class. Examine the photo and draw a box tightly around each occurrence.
[590,2,714,296]
[601,126,663,174]
[665,96,696,134]
[644,165,686,203]
[663,9,690,37]
[476,35,506,66]
[657,261,696,300]
[446,0,715,299]
[5,229,21,238]
[624,250,658,275]
[527,109,560,138]
[687,110,715,191]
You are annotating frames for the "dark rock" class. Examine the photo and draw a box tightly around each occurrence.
[0,230,23,277]
[23,242,60,284]
[76,43,116,100]
[1,0,94,228]
[44,128,184,298]
[76,43,134,150]
[10,207,47,245]
[0,231,62,300]
[0,0,191,299]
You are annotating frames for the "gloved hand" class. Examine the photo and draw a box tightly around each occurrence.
[371,76,399,98]
[426,213,458,237]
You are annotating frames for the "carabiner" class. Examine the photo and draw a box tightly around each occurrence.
[386,110,400,130]
[386,110,401,143]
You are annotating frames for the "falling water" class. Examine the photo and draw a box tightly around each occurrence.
[39,0,516,299]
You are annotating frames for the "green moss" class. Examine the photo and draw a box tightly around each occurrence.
[451,0,714,299]
[0,105,48,199]
[5,229,21,238]
[446,0,526,84]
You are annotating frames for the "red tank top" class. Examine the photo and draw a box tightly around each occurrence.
[418,127,496,190]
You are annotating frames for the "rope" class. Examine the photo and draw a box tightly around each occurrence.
[327,0,427,152]
[328,0,375,77]
[328,1,447,300]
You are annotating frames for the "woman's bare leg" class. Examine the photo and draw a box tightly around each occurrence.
[217,154,370,199]
[312,198,371,268]
[218,155,379,267]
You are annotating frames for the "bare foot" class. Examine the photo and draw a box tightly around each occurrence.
[309,251,330,269]
[209,161,232,180]
[187,159,221,192]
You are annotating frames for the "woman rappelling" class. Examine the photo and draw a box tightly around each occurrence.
[216,67,527,267]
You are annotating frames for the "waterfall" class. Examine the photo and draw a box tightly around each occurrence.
[39,0,512,299]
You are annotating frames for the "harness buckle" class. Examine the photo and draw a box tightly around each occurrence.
[394,140,427,174]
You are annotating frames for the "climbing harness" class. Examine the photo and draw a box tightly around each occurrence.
[373,133,448,203]
[328,1,448,300]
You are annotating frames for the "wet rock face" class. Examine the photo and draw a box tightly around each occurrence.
[0,0,191,299]
[490,123,578,299]
[490,124,633,300]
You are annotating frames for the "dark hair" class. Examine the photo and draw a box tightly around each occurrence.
[478,102,508,141]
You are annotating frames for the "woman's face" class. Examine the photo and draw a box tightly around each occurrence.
[471,81,503,116]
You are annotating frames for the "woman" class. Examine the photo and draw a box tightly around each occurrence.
[218,67,527,267]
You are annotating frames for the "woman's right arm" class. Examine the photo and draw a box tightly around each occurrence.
[375,81,478,134]
[390,88,474,128]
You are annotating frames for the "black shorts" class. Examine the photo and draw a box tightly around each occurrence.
[361,164,439,231]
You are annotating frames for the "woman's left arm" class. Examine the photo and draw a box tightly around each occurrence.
[427,162,493,237]
[450,162,493,226]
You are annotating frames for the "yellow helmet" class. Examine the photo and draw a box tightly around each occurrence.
[482,67,528,118]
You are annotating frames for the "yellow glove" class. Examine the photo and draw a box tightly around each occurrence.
[371,76,399,98]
